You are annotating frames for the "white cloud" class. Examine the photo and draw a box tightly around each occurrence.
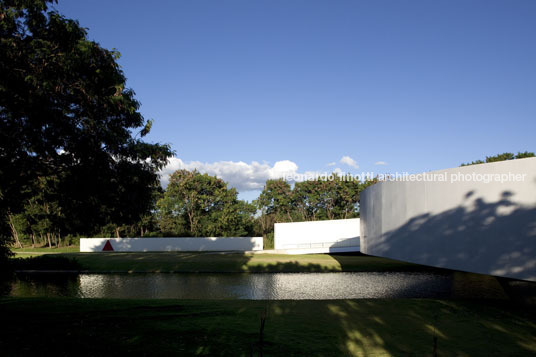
[327,162,336,166]
[333,167,344,175]
[374,161,388,166]
[340,155,359,169]
[159,157,300,192]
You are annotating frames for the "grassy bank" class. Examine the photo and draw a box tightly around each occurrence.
[11,251,433,273]
[1,297,535,356]
[12,245,80,258]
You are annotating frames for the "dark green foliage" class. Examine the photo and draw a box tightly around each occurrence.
[485,152,515,162]
[461,152,534,166]
[460,159,485,167]
[255,179,294,222]
[515,151,535,159]
[0,239,14,269]
[0,0,172,251]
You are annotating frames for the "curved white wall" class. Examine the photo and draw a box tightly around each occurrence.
[360,157,536,281]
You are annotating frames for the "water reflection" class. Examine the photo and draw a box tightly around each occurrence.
[9,272,457,300]
[8,272,535,300]
[9,272,534,300]
[10,273,80,298]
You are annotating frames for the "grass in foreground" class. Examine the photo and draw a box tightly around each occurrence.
[11,251,431,273]
[1,297,535,356]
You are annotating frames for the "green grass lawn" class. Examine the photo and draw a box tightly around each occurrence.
[11,250,430,273]
[1,297,535,356]
[12,245,81,258]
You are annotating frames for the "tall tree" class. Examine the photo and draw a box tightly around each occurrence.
[156,170,254,237]
[255,179,294,222]
[334,178,362,219]
[0,0,172,255]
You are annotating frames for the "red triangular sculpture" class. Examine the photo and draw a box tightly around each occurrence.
[102,240,114,251]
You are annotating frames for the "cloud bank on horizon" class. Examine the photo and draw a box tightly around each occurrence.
[159,155,369,192]
[159,157,300,191]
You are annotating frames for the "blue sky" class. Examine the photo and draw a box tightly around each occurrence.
[55,0,536,201]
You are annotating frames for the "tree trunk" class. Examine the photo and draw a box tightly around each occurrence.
[187,211,195,235]
[287,211,293,222]
[115,226,120,238]
[47,233,52,248]
[8,214,23,249]
[31,233,36,248]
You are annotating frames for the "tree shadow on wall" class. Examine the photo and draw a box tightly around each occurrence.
[369,190,536,281]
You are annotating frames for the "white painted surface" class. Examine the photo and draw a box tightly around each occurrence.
[360,157,536,281]
[274,218,360,252]
[267,246,361,255]
[80,237,263,252]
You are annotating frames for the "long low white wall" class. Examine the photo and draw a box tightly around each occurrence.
[360,157,536,281]
[80,237,263,252]
[274,218,360,253]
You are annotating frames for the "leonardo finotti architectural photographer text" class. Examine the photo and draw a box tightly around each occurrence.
[283,171,527,184]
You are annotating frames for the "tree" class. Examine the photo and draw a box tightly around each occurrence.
[0,0,172,256]
[514,151,535,159]
[291,180,315,221]
[255,179,294,222]
[156,170,254,237]
[461,151,534,166]
[485,152,515,163]
[334,178,362,219]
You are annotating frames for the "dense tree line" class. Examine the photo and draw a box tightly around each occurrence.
[154,173,375,240]
[16,149,536,248]
[461,152,535,166]
[7,167,374,247]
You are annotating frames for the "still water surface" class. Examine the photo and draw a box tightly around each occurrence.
[9,272,458,299]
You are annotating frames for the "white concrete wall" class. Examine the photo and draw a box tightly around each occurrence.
[360,157,536,281]
[274,218,360,253]
[80,237,263,252]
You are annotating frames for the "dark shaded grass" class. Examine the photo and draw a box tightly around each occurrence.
[1,297,535,356]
